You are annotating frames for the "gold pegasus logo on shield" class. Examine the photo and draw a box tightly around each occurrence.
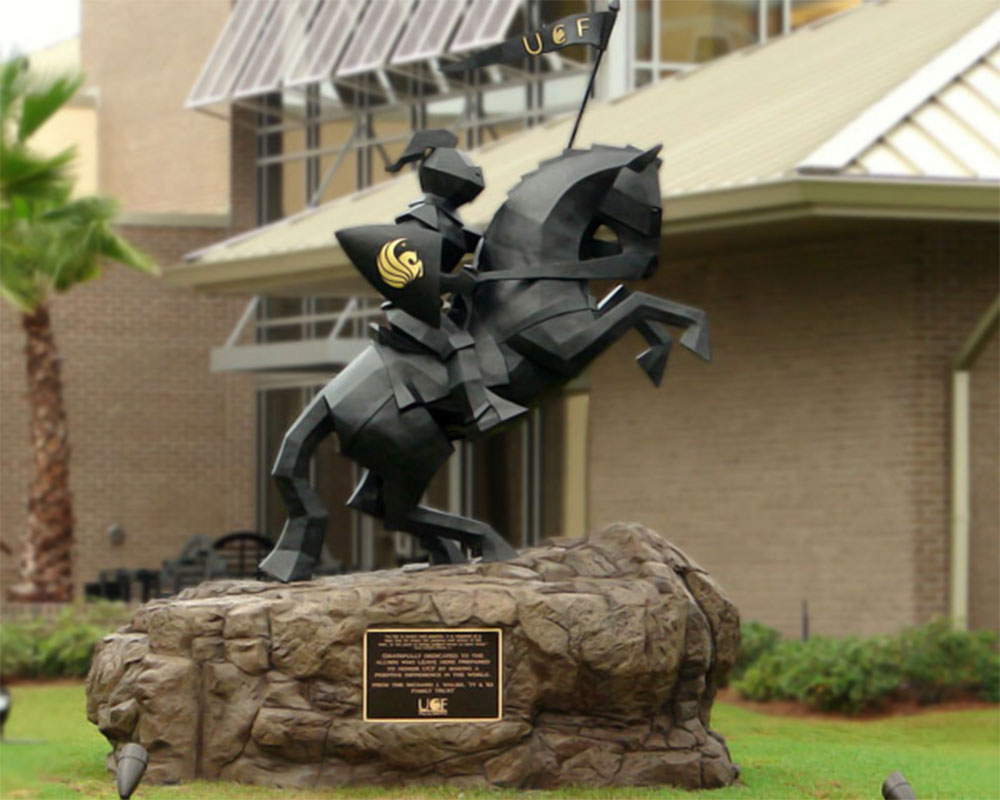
[377,238,424,289]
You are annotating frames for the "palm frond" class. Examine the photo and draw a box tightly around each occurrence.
[0,57,28,128]
[40,195,116,224]
[0,240,45,311]
[0,143,75,204]
[100,229,158,274]
[18,71,84,142]
[0,60,154,312]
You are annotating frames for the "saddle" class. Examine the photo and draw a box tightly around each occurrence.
[371,307,527,438]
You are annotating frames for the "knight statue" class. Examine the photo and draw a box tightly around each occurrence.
[258,129,711,582]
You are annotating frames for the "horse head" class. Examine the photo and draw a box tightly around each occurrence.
[583,144,663,278]
[478,143,663,279]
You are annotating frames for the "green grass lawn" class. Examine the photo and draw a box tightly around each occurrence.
[0,684,997,799]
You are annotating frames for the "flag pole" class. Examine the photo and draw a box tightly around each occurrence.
[566,0,619,151]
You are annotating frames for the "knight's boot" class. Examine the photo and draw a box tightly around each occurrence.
[259,516,325,582]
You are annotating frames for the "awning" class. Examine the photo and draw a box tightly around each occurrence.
[186,0,525,109]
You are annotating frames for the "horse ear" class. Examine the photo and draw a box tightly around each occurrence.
[627,144,662,172]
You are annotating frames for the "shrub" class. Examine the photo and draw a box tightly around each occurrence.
[734,619,999,714]
[727,620,782,683]
[898,619,999,704]
[0,602,132,678]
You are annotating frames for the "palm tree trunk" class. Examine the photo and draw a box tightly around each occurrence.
[8,302,74,602]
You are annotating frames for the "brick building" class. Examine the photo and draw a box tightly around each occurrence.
[2,0,997,638]
[0,0,256,607]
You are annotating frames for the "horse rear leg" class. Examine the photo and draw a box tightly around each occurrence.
[259,393,335,582]
[349,466,516,564]
[347,469,466,565]
[401,504,517,562]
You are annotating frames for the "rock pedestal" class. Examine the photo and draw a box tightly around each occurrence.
[87,523,741,789]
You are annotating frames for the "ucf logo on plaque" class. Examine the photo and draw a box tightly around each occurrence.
[363,628,502,722]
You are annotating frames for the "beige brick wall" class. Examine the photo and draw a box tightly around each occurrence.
[81,0,231,215]
[587,223,999,638]
[0,226,255,606]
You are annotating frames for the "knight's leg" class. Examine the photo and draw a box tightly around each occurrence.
[259,393,336,582]
[514,286,709,377]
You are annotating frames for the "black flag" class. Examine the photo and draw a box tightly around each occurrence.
[441,9,616,74]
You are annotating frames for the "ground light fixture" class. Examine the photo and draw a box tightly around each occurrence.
[115,743,148,799]
[882,771,917,799]
[0,685,9,738]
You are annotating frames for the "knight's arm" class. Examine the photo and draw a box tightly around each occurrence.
[440,266,478,295]
[461,225,481,253]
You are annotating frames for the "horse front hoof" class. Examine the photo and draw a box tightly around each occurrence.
[259,548,317,583]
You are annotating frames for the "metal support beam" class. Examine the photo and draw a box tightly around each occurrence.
[226,296,261,347]
[949,296,1000,629]
[309,120,361,207]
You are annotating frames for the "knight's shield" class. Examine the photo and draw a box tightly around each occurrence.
[336,224,443,327]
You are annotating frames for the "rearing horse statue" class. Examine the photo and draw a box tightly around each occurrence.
[259,135,710,582]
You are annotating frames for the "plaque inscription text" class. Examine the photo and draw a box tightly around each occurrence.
[363,628,502,722]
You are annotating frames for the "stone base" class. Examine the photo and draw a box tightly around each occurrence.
[87,523,741,789]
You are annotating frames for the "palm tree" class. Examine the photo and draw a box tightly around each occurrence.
[1,57,157,602]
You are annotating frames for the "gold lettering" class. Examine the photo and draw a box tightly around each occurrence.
[522,32,543,55]
[552,24,566,45]
[576,16,590,37]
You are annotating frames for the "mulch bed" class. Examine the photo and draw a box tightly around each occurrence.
[1,677,86,687]
[715,687,998,720]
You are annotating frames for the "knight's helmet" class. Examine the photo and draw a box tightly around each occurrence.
[386,130,484,209]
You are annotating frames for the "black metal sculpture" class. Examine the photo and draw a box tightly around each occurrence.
[259,133,710,582]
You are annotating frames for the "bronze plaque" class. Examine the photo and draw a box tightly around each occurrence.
[363,627,502,722]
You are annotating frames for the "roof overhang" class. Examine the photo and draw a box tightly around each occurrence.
[163,174,1000,295]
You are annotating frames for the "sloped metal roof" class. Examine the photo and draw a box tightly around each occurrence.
[170,0,1000,293]
[799,16,1000,179]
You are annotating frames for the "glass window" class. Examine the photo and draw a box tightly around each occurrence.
[766,0,785,36]
[259,296,305,343]
[790,0,861,30]
[635,0,654,61]
[630,0,863,89]
[259,387,309,543]
[660,0,758,64]
[635,68,654,88]
[312,424,356,566]
[471,423,527,547]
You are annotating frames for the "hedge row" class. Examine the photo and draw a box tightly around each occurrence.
[2,603,997,713]
[731,618,999,713]
[0,602,132,678]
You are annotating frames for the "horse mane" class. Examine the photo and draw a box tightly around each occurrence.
[480,144,646,271]
[505,144,642,206]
